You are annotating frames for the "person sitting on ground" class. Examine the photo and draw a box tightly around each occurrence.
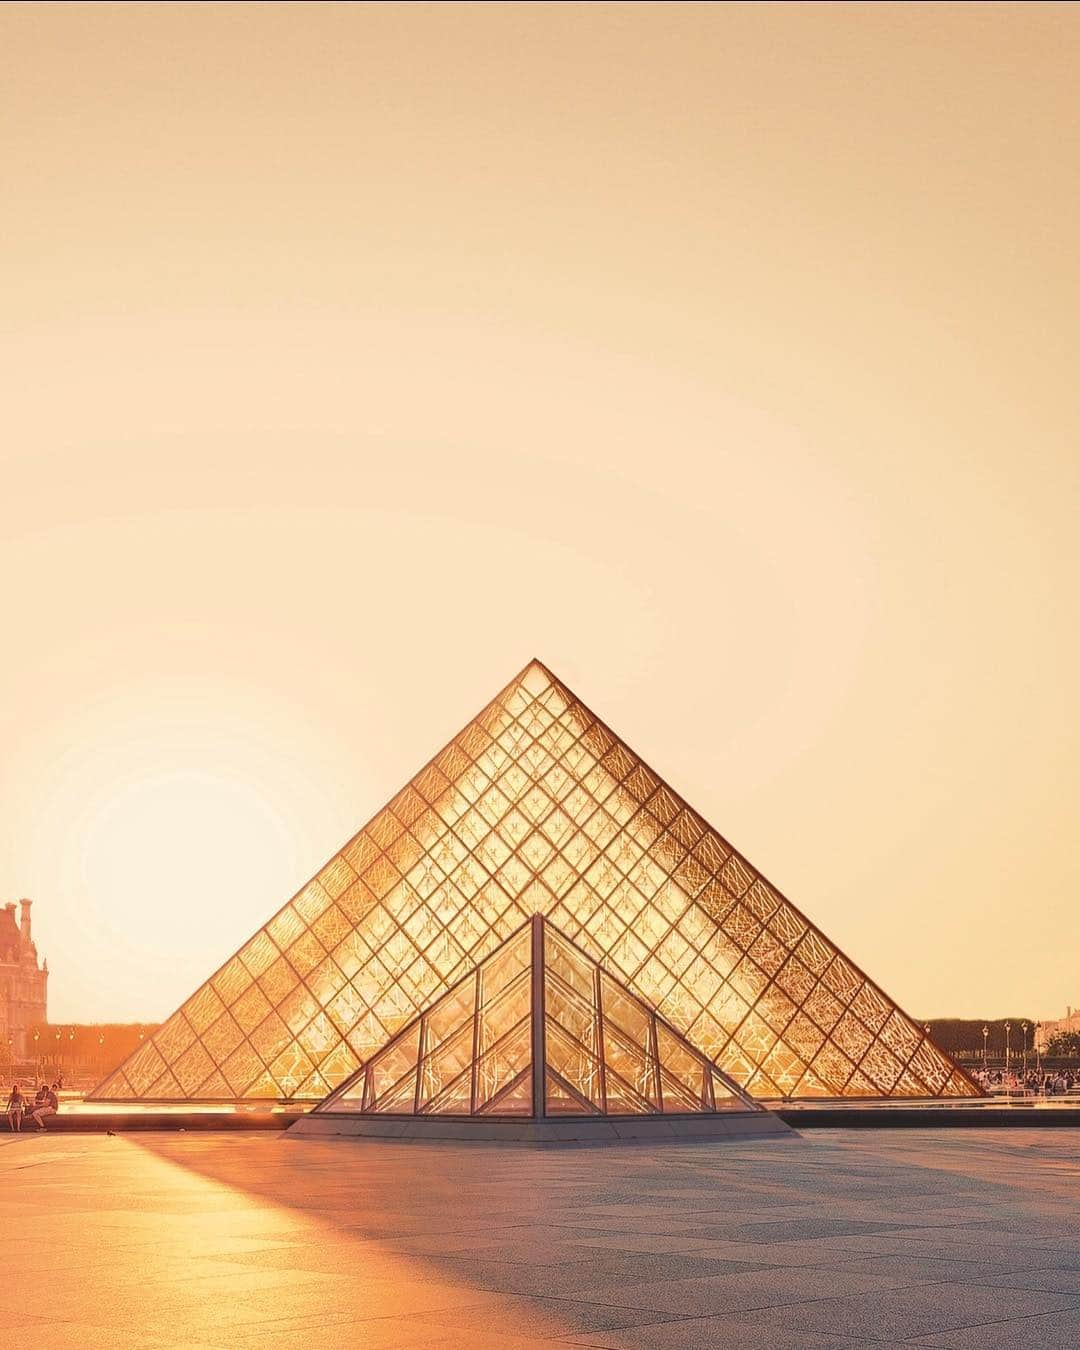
[31,1083,58,1131]
[6,1082,24,1133]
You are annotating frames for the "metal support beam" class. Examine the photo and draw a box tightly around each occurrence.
[531,913,545,1119]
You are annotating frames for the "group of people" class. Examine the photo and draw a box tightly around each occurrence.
[972,1067,1079,1096]
[5,1081,59,1131]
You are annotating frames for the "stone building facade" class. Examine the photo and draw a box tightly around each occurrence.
[1035,1006,1080,1050]
[0,899,48,1059]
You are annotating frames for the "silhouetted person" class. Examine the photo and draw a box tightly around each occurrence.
[6,1083,24,1132]
[31,1084,57,1130]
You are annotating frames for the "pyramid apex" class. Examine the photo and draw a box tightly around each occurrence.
[514,658,560,697]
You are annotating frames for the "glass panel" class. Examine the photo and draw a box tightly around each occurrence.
[545,1071,596,1115]
[602,1065,656,1115]
[423,981,477,1056]
[545,1021,603,1110]
[368,1024,421,1103]
[478,970,530,1046]
[599,974,651,1048]
[710,1068,747,1110]
[220,1043,262,1096]
[420,1064,473,1115]
[418,1020,475,1107]
[371,1066,421,1114]
[660,1067,706,1113]
[123,1043,166,1094]
[477,1068,531,1115]
[154,1012,196,1061]
[546,929,595,1002]
[656,1023,706,1102]
[475,1017,531,1110]
[602,1024,659,1110]
[545,978,599,1052]
[319,1042,360,1085]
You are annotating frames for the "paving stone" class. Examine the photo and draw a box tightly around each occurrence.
[571,1262,923,1316]
[723,1283,1080,1341]
[908,1306,1080,1348]
[564,1319,882,1348]
[403,1294,689,1335]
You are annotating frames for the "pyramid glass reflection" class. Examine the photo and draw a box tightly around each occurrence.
[91,661,981,1103]
[319,916,755,1120]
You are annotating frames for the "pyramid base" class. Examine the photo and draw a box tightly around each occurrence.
[287,1110,792,1144]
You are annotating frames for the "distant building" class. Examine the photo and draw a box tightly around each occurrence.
[1035,1007,1080,1049]
[36,1023,158,1089]
[0,899,48,1059]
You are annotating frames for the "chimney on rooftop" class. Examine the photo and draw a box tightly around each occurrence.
[19,898,31,945]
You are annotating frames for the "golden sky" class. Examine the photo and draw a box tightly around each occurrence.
[2,3,1078,1024]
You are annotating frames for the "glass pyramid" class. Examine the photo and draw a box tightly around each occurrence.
[91,661,981,1103]
[318,916,757,1119]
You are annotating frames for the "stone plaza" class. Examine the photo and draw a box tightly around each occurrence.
[4,1126,1079,1348]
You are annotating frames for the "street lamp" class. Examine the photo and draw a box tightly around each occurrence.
[1004,1022,1011,1078]
[982,1025,989,1071]
[1021,1021,1029,1071]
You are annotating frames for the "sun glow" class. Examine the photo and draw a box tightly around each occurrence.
[21,687,356,1023]
[81,769,295,946]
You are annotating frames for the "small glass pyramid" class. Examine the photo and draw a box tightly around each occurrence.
[318,915,758,1119]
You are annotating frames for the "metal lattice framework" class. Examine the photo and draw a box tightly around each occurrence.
[319,915,757,1120]
[91,661,981,1103]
